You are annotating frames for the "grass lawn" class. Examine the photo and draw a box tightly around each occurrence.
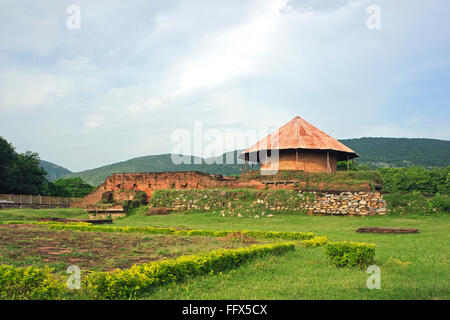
[0,208,89,221]
[0,208,448,299]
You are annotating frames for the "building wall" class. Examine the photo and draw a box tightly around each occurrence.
[71,167,370,208]
[71,171,239,208]
[103,171,230,196]
[260,149,337,173]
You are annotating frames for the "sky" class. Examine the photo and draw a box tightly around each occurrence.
[0,0,449,172]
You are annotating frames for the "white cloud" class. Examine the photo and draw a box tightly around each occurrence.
[1,0,449,171]
[0,71,73,110]
[83,115,103,130]
[282,0,360,14]
[174,0,286,95]
[57,57,97,73]
[126,97,165,114]
[0,2,66,56]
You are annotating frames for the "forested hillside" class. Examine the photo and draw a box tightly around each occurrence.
[62,151,253,186]
[63,138,450,186]
[39,160,72,181]
[340,137,450,168]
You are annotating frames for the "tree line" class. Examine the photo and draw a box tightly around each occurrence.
[0,136,93,197]
[338,160,449,194]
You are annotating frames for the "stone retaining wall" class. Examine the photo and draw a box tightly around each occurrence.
[150,189,387,216]
[299,191,387,215]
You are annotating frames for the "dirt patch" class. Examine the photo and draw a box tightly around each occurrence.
[220,232,257,244]
[0,224,251,273]
[37,217,113,224]
[146,207,171,216]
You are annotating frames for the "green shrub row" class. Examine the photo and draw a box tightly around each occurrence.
[0,265,64,300]
[83,242,295,299]
[48,224,315,240]
[300,236,329,248]
[324,241,375,268]
[0,220,91,227]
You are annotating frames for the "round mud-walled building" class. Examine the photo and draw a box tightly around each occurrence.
[239,116,359,173]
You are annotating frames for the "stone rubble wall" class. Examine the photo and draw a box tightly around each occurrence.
[299,191,387,215]
[150,189,387,216]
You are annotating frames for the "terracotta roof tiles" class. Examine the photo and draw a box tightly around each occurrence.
[239,116,359,160]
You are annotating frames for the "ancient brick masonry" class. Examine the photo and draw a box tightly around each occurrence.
[71,171,387,216]
[105,171,233,196]
[71,171,250,208]
[299,191,387,215]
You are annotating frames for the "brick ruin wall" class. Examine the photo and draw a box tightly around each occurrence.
[71,171,386,215]
[71,171,251,208]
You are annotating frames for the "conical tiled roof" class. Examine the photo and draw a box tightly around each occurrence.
[239,116,359,160]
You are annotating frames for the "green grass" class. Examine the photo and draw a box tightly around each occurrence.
[0,207,448,299]
[0,208,88,221]
[130,213,448,300]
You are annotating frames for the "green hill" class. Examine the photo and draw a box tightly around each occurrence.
[39,160,72,181]
[62,138,450,186]
[62,151,255,186]
[340,137,450,168]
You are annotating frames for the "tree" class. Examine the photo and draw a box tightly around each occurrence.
[0,137,16,193]
[0,137,47,195]
[337,160,370,171]
[46,178,94,198]
[9,151,47,195]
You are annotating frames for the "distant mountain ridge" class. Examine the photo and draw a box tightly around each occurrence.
[62,151,250,186]
[340,137,450,168]
[39,160,72,181]
[58,137,450,186]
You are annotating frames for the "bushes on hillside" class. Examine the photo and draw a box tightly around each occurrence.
[374,167,449,214]
[383,192,450,214]
[429,193,450,212]
[377,166,449,194]
[324,241,375,268]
